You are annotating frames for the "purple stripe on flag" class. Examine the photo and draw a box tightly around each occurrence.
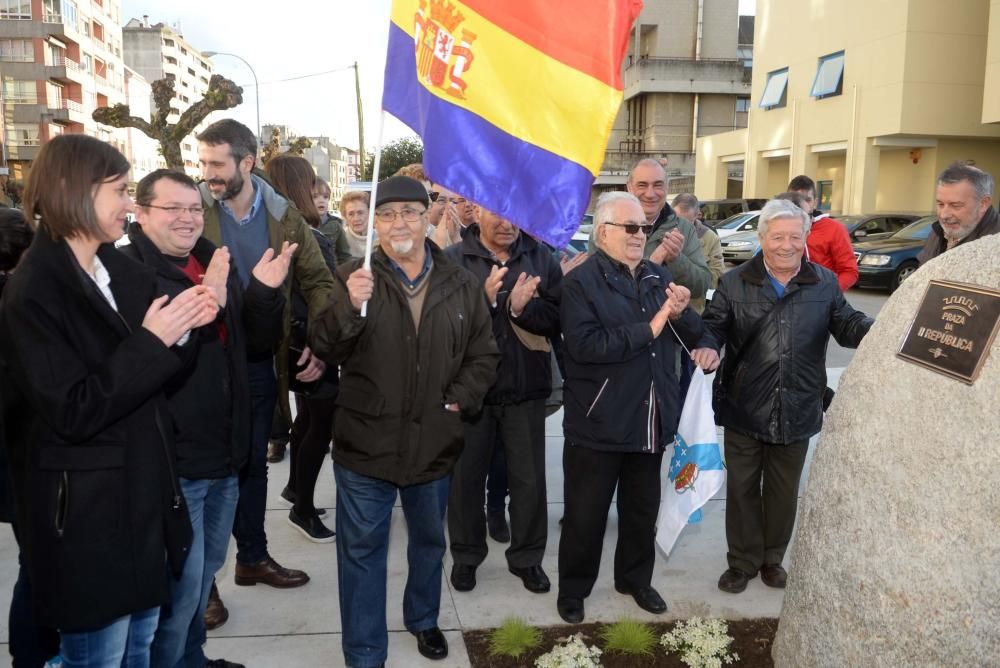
[383,21,593,249]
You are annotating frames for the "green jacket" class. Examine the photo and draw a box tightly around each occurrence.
[643,208,712,302]
[199,177,335,418]
[318,215,354,266]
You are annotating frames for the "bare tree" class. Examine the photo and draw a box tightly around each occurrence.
[93,75,243,170]
[260,127,313,166]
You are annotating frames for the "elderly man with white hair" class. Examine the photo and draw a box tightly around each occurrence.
[691,198,873,595]
[556,191,704,624]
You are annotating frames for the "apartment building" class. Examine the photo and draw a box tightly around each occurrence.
[696,0,1000,214]
[595,0,752,200]
[0,0,137,180]
[123,16,214,175]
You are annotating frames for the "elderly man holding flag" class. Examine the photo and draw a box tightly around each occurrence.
[311,176,498,667]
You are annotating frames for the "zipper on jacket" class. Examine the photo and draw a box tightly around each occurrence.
[112,309,185,510]
[586,378,610,418]
[55,471,68,538]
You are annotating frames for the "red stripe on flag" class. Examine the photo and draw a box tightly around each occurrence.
[460,0,642,90]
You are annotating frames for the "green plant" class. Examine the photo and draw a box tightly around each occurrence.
[660,617,739,668]
[599,618,657,656]
[535,633,602,668]
[488,617,542,658]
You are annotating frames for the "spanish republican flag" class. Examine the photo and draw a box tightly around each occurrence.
[383,0,642,248]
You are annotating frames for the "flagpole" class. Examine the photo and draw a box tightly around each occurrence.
[360,109,386,318]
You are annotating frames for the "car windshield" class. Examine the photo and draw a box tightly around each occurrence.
[837,215,865,226]
[716,213,754,230]
[891,216,936,240]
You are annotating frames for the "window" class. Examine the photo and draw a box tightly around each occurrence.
[92,21,104,42]
[179,47,187,55]
[163,38,174,47]
[0,38,32,61]
[6,123,40,146]
[735,97,750,113]
[0,0,31,19]
[187,67,195,76]
[759,68,788,110]
[810,51,844,99]
[82,53,91,73]
[817,180,834,211]
[3,79,37,103]
[165,56,177,65]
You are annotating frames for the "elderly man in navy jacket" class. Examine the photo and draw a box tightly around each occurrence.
[557,192,703,624]
[445,206,562,596]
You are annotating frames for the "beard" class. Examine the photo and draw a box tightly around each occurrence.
[941,204,982,242]
[390,239,414,254]
[208,171,245,202]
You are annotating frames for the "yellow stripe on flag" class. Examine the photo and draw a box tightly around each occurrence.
[391,0,622,175]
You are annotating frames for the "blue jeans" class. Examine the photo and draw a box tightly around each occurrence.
[334,463,449,668]
[152,475,239,668]
[234,359,277,564]
[60,607,159,668]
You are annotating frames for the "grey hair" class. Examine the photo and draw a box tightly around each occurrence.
[757,198,811,239]
[671,193,699,210]
[938,161,994,200]
[592,191,643,249]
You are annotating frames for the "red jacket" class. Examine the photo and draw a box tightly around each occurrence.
[807,215,858,291]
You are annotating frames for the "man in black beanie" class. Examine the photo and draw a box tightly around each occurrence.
[311,176,499,668]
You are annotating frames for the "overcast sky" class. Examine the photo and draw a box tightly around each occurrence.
[121,0,755,152]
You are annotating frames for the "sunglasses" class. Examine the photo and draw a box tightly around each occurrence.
[428,191,439,202]
[605,222,653,235]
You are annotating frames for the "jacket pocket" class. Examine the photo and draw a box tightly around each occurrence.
[586,378,610,418]
[37,444,125,545]
[336,385,386,417]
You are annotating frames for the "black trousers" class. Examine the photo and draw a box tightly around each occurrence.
[287,394,336,517]
[723,430,809,574]
[448,399,547,569]
[558,444,664,600]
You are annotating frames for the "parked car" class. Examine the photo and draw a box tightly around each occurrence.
[836,213,923,242]
[714,211,761,239]
[852,215,936,292]
[700,198,767,227]
[719,228,760,264]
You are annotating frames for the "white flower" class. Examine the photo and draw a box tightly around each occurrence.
[660,617,739,668]
[534,633,603,668]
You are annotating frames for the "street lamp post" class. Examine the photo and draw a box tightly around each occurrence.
[202,51,261,149]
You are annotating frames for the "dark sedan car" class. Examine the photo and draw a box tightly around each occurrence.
[837,213,922,242]
[852,216,936,292]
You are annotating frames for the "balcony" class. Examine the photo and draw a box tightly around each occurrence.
[623,57,752,100]
[46,56,86,84]
[42,13,85,43]
[49,98,87,125]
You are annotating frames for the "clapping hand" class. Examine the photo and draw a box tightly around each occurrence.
[662,282,690,320]
[559,251,588,275]
[649,229,684,265]
[485,264,509,305]
[202,246,230,309]
[509,272,541,317]
[142,285,219,347]
[252,242,298,289]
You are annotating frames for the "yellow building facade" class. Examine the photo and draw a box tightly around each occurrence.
[696,0,1000,214]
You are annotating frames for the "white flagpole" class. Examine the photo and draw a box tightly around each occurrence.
[360,109,386,318]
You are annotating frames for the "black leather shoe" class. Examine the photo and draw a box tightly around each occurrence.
[205,660,245,668]
[280,487,325,515]
[760,563,787,588]
[287,508,336,543]
[615,583,667,614]
[267,441,286,463]
[450,563,477,592]
[557,597,585,624]
[487,511,511,543]
[718,567,756,594]
[412,627,448,660]
[509,564,551,593]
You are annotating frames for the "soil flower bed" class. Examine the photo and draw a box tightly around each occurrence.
[464,618,778,668]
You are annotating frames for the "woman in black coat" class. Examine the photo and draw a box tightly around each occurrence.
[0,135,218,666]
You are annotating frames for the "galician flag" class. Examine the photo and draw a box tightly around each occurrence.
[656,367,725,556]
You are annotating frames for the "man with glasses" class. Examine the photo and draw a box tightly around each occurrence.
[556,192,703,624]
[121,168,292,668]
[429,184,476,247]
[311,175,499,668]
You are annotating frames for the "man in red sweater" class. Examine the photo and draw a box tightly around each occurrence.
[788,175,859,291]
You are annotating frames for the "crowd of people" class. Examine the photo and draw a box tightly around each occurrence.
[0,118,996,668]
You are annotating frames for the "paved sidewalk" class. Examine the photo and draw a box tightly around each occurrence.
[0,369,843,667]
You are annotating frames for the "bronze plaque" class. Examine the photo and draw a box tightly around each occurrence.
[897,280,1000,384]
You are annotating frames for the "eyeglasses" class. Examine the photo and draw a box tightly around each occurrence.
[145,204,205,217]
[428,191,439,202]
[605,222,652,235]
[374,206,427,223]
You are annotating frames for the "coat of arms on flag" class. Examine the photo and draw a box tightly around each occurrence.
[656,367,726,556]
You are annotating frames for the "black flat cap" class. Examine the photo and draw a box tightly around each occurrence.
[375,175,430,209]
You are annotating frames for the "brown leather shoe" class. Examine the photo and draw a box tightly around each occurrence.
[760,563,787,589]
[234,556,310,588]
[204,580,229,630]
[266,441,286,463]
